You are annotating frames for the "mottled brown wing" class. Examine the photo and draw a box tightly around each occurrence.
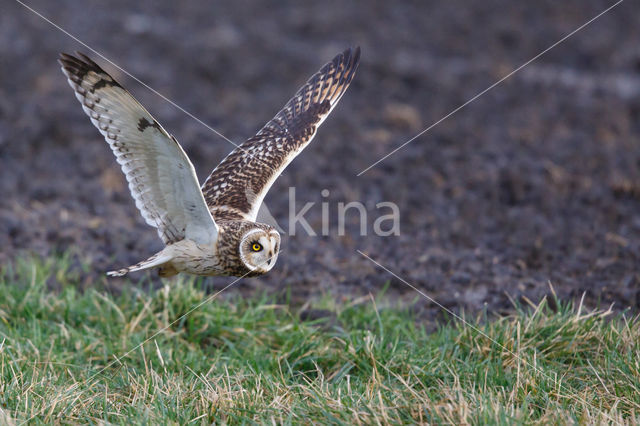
[59,53,218,245]
[202,47,360,222]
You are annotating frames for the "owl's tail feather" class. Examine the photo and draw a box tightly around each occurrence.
[107,250,174,277]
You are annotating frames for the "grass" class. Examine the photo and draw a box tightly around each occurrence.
[0,255,639,424]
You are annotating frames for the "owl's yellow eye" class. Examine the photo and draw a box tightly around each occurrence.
[251,243,263,252]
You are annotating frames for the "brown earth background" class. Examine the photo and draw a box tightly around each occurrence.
[2,0,640,319]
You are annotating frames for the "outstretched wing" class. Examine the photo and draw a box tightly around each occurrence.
[59,53,218,245]
[202,47,360,221]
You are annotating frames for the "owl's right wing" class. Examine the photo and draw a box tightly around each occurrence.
[59,53,218,245]
[202,47,360,222]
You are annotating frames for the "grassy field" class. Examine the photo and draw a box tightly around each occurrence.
[0,256,639,424]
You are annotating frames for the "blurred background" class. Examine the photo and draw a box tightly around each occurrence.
[1,0,640,317]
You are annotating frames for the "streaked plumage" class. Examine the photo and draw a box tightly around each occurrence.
[59,47,360,277]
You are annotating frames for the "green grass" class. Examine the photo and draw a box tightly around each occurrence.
[0,255,639,424]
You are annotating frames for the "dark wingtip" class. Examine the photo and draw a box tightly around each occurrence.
[352,46,361,64]
[349,46,361,73]
[75,51,101,69]
[338,46,360,87]
[58,51,105,76]
[340,46,361,66]
[58,52,81,78]
[339,46,361,75]
[58,52,76,67]
[353,46,360,64]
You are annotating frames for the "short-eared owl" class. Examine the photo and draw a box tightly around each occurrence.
[59,47,360,277]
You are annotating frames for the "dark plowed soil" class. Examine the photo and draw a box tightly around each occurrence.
[2,0,640,318]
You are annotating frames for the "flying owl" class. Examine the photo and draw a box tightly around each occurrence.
[59,47,360,277]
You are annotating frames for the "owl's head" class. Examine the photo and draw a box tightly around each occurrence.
[239,226,281,274]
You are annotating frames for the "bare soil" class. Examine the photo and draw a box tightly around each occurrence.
[2,0,640,318]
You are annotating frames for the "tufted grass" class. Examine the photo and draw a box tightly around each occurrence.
[0,255,639,424]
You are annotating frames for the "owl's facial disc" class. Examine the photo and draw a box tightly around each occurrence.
[239,228,281,274]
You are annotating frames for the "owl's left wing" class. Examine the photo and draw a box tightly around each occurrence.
[202,47,360,222]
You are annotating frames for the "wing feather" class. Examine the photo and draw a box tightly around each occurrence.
[59,53,218,245]
[202,47,360,222]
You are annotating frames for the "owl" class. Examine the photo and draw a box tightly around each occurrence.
[59,47,360,277]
